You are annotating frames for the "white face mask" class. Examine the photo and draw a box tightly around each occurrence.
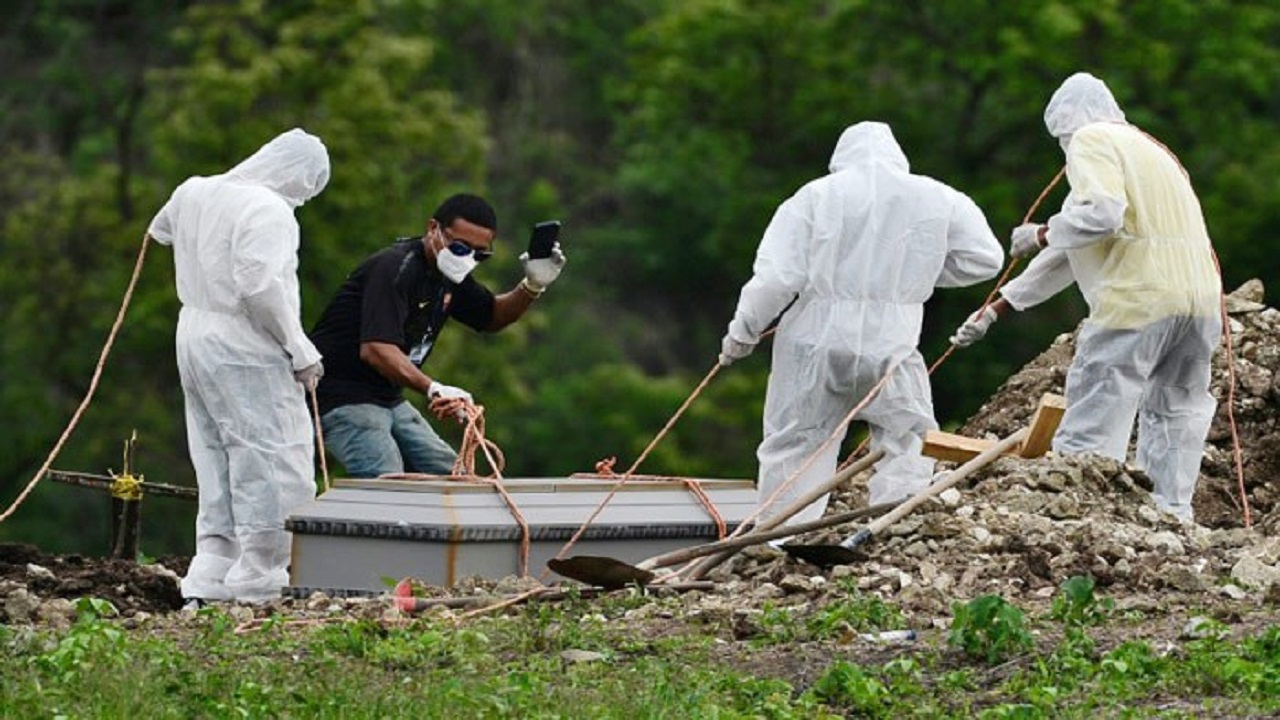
[436,242,480,283]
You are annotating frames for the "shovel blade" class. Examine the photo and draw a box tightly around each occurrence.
[781,543,860,569]
[547,556,656,589]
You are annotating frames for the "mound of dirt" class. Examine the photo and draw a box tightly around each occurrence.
[0,543,185,622]
[717,280,1280,616]
[954,278,1280,529]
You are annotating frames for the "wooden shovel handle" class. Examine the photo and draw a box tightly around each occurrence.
[680,449,885,580]
[642,500,899,570]
[846,426,1029,548]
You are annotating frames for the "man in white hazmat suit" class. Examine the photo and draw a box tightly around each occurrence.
[720,121,1004,527]
[950,73,1222,521]
[146,128,330,603]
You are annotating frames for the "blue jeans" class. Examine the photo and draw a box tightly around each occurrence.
[320,401,458,478]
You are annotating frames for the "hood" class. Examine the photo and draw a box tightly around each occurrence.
[1043,72,1127,142]
[226,128,331,208]
[828,121,910,174]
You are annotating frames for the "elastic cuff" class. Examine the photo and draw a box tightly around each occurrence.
[519,278,545,298]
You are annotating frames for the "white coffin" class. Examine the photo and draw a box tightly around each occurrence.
[286,475,755,596]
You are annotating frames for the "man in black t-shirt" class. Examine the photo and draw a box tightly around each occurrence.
[309,194,566,477]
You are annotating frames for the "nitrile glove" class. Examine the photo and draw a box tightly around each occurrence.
[519,243,567,293]
[1010,223,1046,258]
[949,306,998,348]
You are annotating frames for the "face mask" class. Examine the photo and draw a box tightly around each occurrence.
[436,244,479,283]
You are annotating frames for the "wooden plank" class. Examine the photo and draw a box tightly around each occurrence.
[922,431,997,463]
[924,393,1066,464]
[1019,393,1066,458]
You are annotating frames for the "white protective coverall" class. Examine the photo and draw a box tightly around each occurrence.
[1000,73,1222,520]
[147,128,330,601]
[725,122,1003,526]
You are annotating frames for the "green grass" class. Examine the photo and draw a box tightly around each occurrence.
[2,579,1279,719]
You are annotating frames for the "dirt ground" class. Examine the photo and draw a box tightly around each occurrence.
[3,283,1279,714]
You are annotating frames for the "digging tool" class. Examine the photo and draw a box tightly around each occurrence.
[544,501,899,587]
[783,427,1028,569]
[546,451,885,587]
[678,449,885,581]
[547,556,657,589]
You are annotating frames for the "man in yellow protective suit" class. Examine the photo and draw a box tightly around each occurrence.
[950,73,1223,522]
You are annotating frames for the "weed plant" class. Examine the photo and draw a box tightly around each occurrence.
[2,578,1279,718]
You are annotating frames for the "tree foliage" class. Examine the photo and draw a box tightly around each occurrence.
[1,0,1277,554]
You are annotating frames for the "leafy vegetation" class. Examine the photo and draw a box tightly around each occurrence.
[3,578,1279,717]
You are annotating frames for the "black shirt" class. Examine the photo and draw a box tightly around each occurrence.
[310,237,495,415]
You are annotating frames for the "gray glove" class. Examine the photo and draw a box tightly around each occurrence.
[1010,223,1046,258]
[949,306,998,348]
[294,361,324,390]
[519,244,567,294]
[718,335,756,367]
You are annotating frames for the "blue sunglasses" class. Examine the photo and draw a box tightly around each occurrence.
[441,230,493,262]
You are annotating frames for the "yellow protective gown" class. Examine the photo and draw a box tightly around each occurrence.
[1002,73,1222,520]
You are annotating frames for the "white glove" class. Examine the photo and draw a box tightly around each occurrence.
[949,306,998,348]
[428,380,474,423]
[519,243,567,294]
[718,335,756,367]
[294,361,324,390]
[1010,223,1045,258]
[428,381,473,404]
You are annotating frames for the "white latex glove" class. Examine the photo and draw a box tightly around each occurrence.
[718,335,756,367]
[1009,223,1046,258]
[427,379,473,422]
[428,380,473,404]
[294,361,324,390]
[519,243,567,293]
[949,306,998,348]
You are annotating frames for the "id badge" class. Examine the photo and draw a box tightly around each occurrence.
[408,338,435,367]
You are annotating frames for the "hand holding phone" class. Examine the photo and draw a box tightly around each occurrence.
[527,220,561,259]
[521,220,566,294]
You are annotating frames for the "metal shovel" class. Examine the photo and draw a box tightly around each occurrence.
[546,450,889,588]
[546,501,899,588]
[783,427,1028,569]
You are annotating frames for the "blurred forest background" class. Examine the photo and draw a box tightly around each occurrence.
[2,0,1278,556]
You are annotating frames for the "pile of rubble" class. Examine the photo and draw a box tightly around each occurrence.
[719,279,1280,615]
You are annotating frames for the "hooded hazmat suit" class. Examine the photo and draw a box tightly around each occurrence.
[999,73,1222,520]
[147,128,330,602]
[724,122,1003,526]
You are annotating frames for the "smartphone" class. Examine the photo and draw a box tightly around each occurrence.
[527,220,561,259]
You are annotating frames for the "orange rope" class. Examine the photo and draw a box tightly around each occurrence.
[445,401,506,478]
[1,235,150,523]
[682,479,728,539]
[576,464,728,539]
[546,361,723,567]
[309,384,330,493]
[449,402,528,572]
[1212,253,1250,528]
[385,401,532,574]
